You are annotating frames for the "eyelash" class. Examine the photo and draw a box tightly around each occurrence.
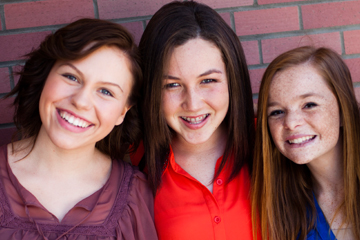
[62,74,78,82]
[304,102,317,109]
[269,110,284,117]
[164,82,180,89]
[201,79,216,84]
[99,88,113,97]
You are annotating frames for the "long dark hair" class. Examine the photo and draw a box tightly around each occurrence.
[139,1,255,193]
[251,46,360,240]
[5,18,143,160]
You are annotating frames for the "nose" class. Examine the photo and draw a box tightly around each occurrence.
[283,110,304,130]
[182,87,203,111]
[71,87,92,110]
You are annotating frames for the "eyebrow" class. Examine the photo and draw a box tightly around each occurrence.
[267,92,324,107]
[163,68,223,80]
[60,63,123,92]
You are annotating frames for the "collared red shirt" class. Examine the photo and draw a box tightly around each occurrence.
[154,147,254,240]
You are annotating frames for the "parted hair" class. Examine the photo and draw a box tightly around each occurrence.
[139,0,255,193]
[5,18,143,160]
[251,46,360,240]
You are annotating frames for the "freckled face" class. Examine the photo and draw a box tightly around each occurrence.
[38,46,133,150]
[267,64,341,165]
[162,38,229,146]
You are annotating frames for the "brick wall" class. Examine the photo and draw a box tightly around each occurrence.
[0,0,359,145]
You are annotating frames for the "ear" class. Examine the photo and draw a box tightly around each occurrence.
[115,104,133,126]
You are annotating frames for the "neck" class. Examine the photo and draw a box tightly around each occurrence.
[26,127,107,177]
[171,124,227,160]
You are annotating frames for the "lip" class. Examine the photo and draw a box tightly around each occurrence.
[56,108,93,133]
[180,114,209,130]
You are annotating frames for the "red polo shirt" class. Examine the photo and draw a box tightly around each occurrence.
[154,147,254,240]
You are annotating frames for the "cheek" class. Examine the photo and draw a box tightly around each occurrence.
[268,121,283,146]
[161,92,180,117]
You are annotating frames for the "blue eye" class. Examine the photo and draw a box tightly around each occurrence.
[201,79,215,84]
[63,74,78,82]
[304,102,317,109]
[164,82,180,89]
[269,110,284,117]
[99,89,113,97]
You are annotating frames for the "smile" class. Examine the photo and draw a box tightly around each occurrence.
[181,114,209,124]
[58,110,92,128]
[288,135,316,144]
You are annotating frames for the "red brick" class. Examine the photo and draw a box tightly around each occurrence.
[262,32,341,64]
[98,0,174,19]
[234,7,299,36]
[344,30,360,55]
[0,98,14,124]
[249,68,266,93]
[302,1,360,30]
[259,0,309,4]
[0,31,50,62]
[219,12,231,27]
[0,127,17,146]
[196,0,253,9]
[5,0,94,29]
[344,58,360,83]
[241,41,260,65]
[354,87,360,104]
[0,68,11,94]
[120,21,144,45]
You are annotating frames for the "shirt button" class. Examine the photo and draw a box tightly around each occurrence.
[216,178,223,185]
[214,216,221,224]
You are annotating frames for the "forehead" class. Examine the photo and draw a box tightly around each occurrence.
[166,38,224,75]
[268,64,333,101]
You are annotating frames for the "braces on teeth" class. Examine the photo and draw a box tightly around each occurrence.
[181,114,209,124]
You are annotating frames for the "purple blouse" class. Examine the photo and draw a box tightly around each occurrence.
[0,144,157,239]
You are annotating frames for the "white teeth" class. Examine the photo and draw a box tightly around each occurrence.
[181,114,208,124]
[288,135,315,144]
[59,110,91,128]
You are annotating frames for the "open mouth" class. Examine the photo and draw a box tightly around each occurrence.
[180,114,209,124]
[58,110,92,128]
[287,135,316,144]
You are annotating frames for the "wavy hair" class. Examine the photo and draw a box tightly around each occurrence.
[5,18,142,160]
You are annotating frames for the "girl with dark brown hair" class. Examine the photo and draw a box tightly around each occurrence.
[1,18,157,239]
[252,46,360,240]
[138,1,256,239]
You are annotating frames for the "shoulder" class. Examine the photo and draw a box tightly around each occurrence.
[114,162,157,239]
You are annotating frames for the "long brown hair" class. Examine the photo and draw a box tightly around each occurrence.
[5,18,143,160]
[139,1,255,193]
[251,46,360,240]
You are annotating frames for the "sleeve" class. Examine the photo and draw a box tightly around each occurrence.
[116,168,158,240]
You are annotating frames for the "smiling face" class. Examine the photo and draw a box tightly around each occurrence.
[38,45,133,150]
[162,38,229,146]
[267,64,341,165]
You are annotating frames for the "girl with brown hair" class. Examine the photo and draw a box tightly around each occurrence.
[252,46,360,240]
[1,18,157,239]
[139,1,256,239]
